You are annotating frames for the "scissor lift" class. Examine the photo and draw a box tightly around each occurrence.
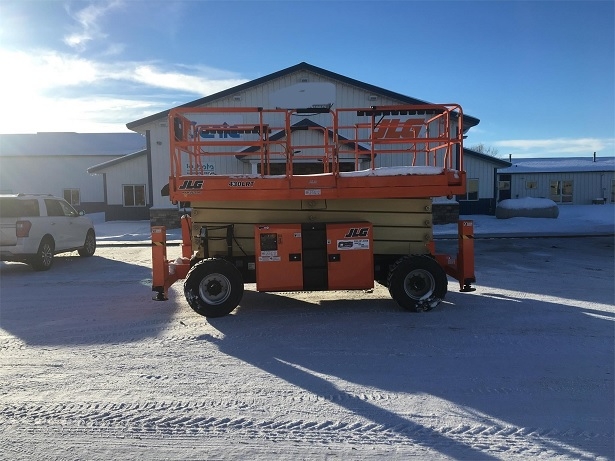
[152,104,475,317]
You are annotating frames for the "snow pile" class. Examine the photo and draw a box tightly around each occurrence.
[339,166,444,177]
[496,197,559,219]
[226,167,447,179]
[498,197,557,210]
[95,220,165,243]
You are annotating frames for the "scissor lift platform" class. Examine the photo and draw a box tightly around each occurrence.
[167,104,467,203]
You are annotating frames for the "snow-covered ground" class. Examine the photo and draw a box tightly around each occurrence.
[0,205,613,460]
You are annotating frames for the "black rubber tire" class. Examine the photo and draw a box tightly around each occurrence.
[189,256,202,269]
[78,230,96,257]
[184,258,244,317]
[387,255,448,312]
[31,237,55,271]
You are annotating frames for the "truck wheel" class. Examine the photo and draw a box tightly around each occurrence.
[78,230,96,257]
[31,237,55,271]
[184,259,244,317]
[387,255,447,312]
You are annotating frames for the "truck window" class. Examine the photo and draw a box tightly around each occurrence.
[44,199,65,217]
[0,198,40,217]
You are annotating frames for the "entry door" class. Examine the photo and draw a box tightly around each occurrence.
[498,174,511,201]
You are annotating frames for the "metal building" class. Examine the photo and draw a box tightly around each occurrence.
[0,132,145,215]
[497,155,615,205]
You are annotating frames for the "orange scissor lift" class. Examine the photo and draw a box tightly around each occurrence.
[152,104,475,317]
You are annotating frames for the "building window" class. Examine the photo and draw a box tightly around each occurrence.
[123,185,146,207]
[550,180,573,203]
[63,189,80,206]
[525,181,538,190]
[459,178,479,201]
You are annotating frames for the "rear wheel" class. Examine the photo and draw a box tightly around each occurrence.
[31,237,55,271]
[387,255,448,312]
[78,230,96,257]
[184,258,244,317]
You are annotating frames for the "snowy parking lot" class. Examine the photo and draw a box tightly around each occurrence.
[0,229,613,459]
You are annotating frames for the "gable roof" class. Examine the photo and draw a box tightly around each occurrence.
[464,148,511,167]
[498,156,615,174]
[126,62,480,131]
[87,149,147,174]
[236,117,368,159]
[0,132,145,157]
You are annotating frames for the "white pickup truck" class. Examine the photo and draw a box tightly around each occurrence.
[0,194,96,270]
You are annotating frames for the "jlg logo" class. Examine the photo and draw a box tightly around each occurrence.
[372,119,424,140]
[179,180,204,190]
[344,227,369,238]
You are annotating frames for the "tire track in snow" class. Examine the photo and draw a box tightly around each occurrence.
[0,401,611,458]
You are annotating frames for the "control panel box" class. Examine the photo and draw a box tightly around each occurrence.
[254,222,374,292]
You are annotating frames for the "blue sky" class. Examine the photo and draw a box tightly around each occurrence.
[0,0,613,158]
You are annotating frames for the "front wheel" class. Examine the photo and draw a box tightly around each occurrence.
[387,255,448,312]
[184,259,244,317]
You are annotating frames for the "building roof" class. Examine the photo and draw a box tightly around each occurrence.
[87,149,147,174]
[464,148,511,167]
[498,156,615,174]
[0,132,146,157]
[126,62,480,131]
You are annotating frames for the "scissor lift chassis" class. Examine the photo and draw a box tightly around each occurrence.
[151,104,476,317]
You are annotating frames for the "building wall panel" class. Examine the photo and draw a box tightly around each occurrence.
[0,155,113,202]
[507,171,615,204]
[104,155,149,205]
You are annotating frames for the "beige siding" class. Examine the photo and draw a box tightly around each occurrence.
[190,198,434,257]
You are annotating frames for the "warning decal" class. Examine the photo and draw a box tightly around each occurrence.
[337,239,370,250]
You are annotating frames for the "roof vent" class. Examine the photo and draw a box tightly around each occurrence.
[368,95,378,101]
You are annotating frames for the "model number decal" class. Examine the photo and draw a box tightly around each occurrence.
[229,181,255,188]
